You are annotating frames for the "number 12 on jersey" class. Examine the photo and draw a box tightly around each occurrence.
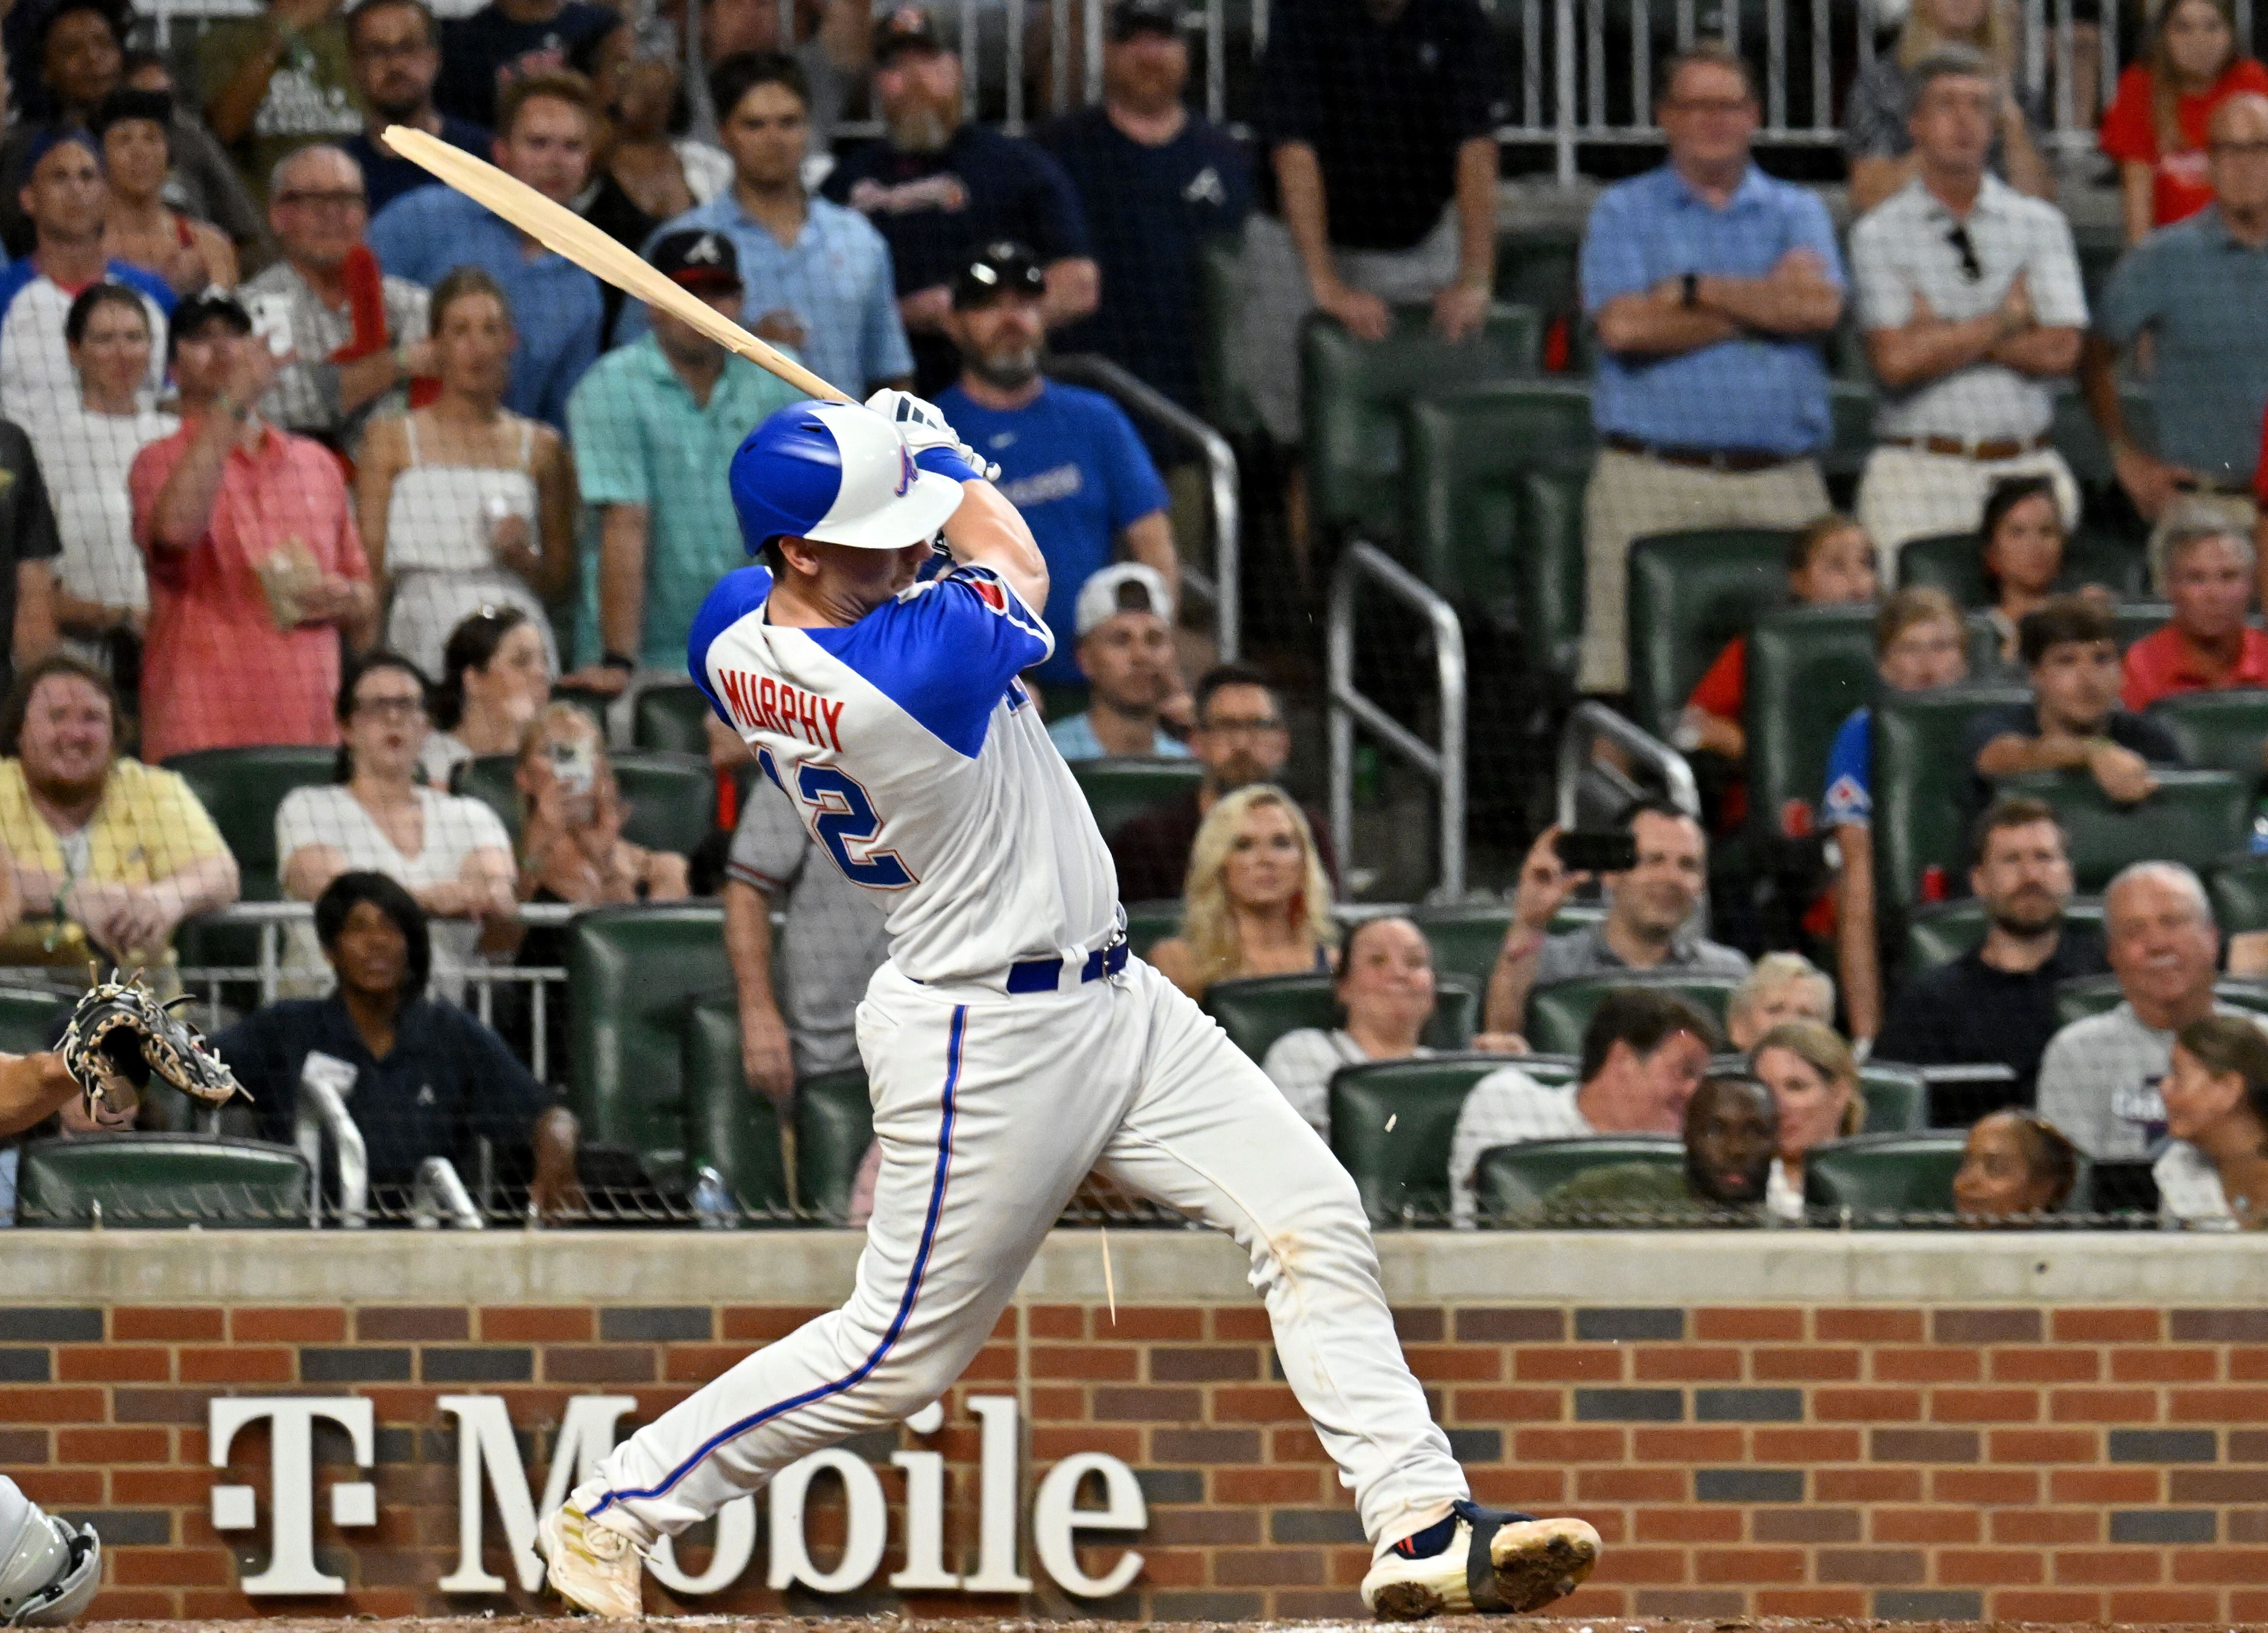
[757,748,917,888]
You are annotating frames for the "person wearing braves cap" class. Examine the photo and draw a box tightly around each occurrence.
[935,240,1178,693]
[820,5,1098,394]
[561,227,805,697]
[1038,0,1252,420]
[1046,561,1193,761]
[538,380,1602,1628]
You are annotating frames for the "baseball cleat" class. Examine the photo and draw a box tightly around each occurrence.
[537,1504,644,1619]
[1361,1501,1600,1621]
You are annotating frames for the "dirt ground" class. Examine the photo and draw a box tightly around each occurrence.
[84,1618,2267,1633]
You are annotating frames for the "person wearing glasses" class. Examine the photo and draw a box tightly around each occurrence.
[129,292,376,761]
[2083,93,2268,576]
[238,144,433,452]
[1576,43,1847,696]
[1850,45,2087,564]
[277,650,517,1000]
[1108,662,1339,905]
[340,0,492,215]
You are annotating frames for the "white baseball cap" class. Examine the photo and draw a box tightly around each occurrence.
[1074,562,1176,639]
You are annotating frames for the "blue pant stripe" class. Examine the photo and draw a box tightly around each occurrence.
[587,1005,966,1518]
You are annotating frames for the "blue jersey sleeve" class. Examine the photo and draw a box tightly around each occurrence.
[688,565,775,724]
[814,563,1053,757]
[1821,707,1873,828]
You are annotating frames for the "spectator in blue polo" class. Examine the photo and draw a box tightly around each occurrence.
[630,49,913,397]
[561,228,805,698]
[365,67,603,429]
[822,7,1098,394]
[935,242,1176,691]
[1576,41,1846,696]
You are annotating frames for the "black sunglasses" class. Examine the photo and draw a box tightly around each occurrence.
[1946,223,1983,282]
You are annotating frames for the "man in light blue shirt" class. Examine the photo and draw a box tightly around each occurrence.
[1575,43,1846,693]
[564,229,807,681]
[1047,562,1193,762]
[365,69,603,429]
[628,50,913,397]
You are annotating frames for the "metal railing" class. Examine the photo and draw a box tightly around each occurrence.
[1555,699,1700,830]
[1327,541,1468,902]
[1045,353,1241,660]
[137,0,2136,195]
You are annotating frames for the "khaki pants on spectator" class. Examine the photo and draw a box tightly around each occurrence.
[1856,443,2079,576]
[2146,489,2258,592]
[1579,446,1830,694]
[1237,208,1462,447]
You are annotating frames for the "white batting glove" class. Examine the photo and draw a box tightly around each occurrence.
[865,387,999,482]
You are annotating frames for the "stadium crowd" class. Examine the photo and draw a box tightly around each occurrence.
[0,0,2265,1233]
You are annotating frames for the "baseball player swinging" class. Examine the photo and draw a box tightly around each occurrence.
[536,390,1601,1621]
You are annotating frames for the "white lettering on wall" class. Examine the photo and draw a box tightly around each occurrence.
[210,1391,1145,1601]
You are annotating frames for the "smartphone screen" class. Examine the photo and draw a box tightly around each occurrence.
[1554,829,1638,874]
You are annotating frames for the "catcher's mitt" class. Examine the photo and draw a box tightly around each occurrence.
[61,974,244,1124]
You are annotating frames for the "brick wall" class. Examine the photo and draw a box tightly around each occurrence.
[6,1297,2268,1622]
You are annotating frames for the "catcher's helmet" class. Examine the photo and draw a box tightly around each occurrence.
[0,1478,99,1626]
[729,401,963,554]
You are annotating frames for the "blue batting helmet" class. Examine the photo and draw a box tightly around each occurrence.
[729,401,964,553]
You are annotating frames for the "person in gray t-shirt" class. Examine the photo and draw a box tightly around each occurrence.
[724,775,890,1099]
[2034,860,2238,1158]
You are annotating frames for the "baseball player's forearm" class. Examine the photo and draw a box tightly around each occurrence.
[0,1052,79,1139]
[942,481,1048,620]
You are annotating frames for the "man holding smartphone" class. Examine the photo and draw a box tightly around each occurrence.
[1483,801,1751,1039]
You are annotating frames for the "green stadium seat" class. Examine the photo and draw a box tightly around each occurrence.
[1522,969,1744,1056]
[1072,756,1205,843]
[2149,690,2268,787]
[2054,974,2268,1028]
[1873,684,2033,911]
[1902,897,2106,973]
[1402,382,1595,624]
[634,683,716,755]
[2209,857,2268,932]
[1198,238,1259,439]
[611,752,717,857]
[0,987,66,1054]
[163,745,339,896]
[567,902,729,1195]
[1824,379,1879,480]
[15,1133,310,1226]
[1625,527,1800,740]
[1328,1054,1576,1226]
[1302,302,1541,541]
[1803,1131,1968,1216]
[796,1065,873,1224]
[1473,1134,1684,1220]
[1859,1064,1929,1134]
[1411,902,1512,988]
[682,994,792,1218]
[1742,606,1878,844]
[1493,228,1581,334]
[1123,901,1181,958]
[458,751,715,855]
[1898,529,2151,605]
[2050,386,2156,490]
[1203,972,1478,1064]
[1994,769,2250,893]
[1515,464,1591,674]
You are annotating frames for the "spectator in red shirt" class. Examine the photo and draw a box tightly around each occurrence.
[1678,513,1878,831]
[2099,0,2268,242]
[129,292,376,761]
[2122,512,2268,708]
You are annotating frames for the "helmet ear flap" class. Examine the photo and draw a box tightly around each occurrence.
[0,1482,101,1627]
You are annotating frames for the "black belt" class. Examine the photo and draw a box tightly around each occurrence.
[1605,433,1807,473]
[1005,939,1129,994]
